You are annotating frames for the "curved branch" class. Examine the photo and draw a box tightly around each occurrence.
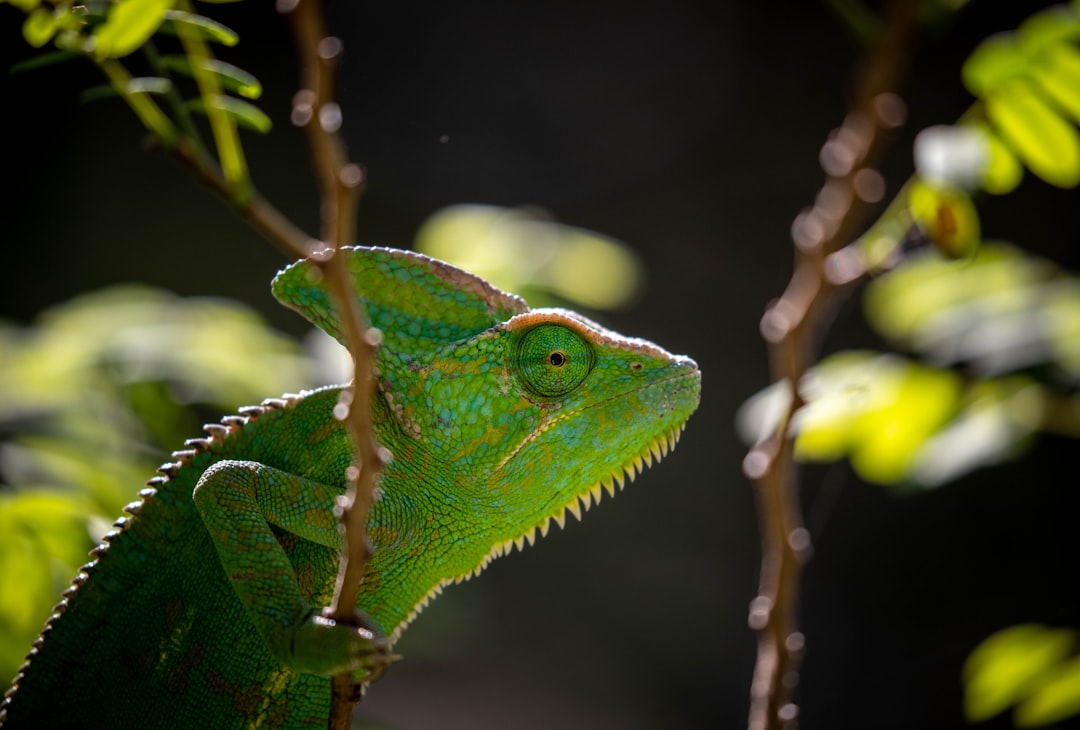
[744,3,916,729]
[281,0,389,726]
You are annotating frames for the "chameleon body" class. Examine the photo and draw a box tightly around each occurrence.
[1,246,700,728]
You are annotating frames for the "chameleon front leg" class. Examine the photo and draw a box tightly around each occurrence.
[192,459,390,677]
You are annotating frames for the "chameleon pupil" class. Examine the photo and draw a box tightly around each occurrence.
[549,351,566,367]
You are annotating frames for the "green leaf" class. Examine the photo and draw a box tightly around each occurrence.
[907,178,981,257]
[986,79,1080,188]
[964,624,1077,723]
[6,0,43,11]
[163,9,239,46]
[79,83,122,104]
[22,7,62,48]
[1017,5,1080,57]
[189,96,272,134]
[93,0,173,59]
[127,77,172,95]
[162,56,263,99]
[1015,656,1080,730]
[202,59,262,99]
[1032,43,1080,125]
[972,123,1024,194]
[755,352,962,485]
[963,33,1027,96]
[1017,656,1080,727]
[9,49,81,74]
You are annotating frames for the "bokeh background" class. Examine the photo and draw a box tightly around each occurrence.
[2,1,1080,728]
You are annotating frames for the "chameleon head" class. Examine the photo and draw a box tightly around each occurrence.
[272,246,700,627]
[408,306,700,561]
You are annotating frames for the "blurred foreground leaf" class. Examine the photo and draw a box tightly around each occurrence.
[739,244,1080,487]
[962,3,1080,189]
[964,624,1080,727]
[415,204,643,312]
[0,286,321,682]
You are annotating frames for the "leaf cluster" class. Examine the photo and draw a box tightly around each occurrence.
[7,0,271,202]
[0,287,319,682]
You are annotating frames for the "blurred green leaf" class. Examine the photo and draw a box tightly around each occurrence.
[6,0,43,12]
[963,33,1027,96]
[1033,43,1080,124]
[127,76,172,95]
[1017,5,1080,55]
[188,95,272,133]
[93,0,173,60]
[0,491,98,682]
[416,205,643,311]
[793,353,961,485]
[986,79,1080,188]
[0,286,322,680]
[22,7,63,48]
[964,624,1077,723]
[865,243,1080,383]
[79,83,123,104]
[9,49,82,74]
[163,9,239,46]
[159,55,263,99]
[908,178,981,257]
[1017,655,1080,727]
[203,59,262,99]
[737,352,986,486]
[972,122,1024,194]
[742,243,1080,487]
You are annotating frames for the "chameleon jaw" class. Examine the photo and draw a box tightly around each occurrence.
[390,421,688,641]
[508,422,688,550]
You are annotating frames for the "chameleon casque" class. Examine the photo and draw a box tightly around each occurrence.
[0,246,700,728]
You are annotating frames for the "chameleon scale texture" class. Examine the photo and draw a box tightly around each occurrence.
[1,247,700,728]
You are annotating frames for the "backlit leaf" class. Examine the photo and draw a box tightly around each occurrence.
[963,624,1076,723]
[986,79,1080,188]
[22,7,61,48]
[202,59,262,99]
[189,95,272,134]
[1033,44,1080,124]
[1016,5,1080,56]
[908,178,981,257]
[9,49,81,74]
[963,33,1027,96]
[972,123,1024,194]
[127,77,172,95]
[1017,656,1080,727]
[163,9,239,46]
[93,0,172,59]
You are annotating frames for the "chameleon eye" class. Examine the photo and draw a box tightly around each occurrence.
[516,324,593,398]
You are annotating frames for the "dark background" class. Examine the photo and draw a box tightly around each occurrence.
[2,2,1079,728]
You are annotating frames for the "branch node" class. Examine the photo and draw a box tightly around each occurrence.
[340,163,365,189]
[748,595,774,631]
[743,448,773,480]
[318,36,344,60]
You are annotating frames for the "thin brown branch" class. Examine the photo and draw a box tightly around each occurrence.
[170,139,315,259]
[744,3,916,729]
[281,0,388,726]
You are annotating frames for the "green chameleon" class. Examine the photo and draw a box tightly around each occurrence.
[0,246,700,728]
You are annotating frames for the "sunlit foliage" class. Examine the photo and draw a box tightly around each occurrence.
[0,288,318,682]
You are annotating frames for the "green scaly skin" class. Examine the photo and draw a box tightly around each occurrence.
[1,246,700,728]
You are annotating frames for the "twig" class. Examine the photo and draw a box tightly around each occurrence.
[742,3,915,729]
[280,0,388,727]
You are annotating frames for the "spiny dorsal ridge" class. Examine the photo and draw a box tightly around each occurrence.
[238,405,265,419]
[183,437,212,453]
